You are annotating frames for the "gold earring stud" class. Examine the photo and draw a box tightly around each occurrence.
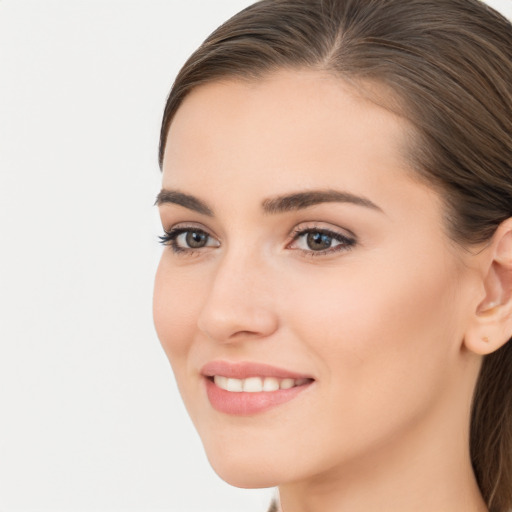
[483,336,490,343]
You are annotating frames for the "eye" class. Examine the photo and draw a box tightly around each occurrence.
[288,227,356,255]
[179,231,209,249]
[159,227,220,253]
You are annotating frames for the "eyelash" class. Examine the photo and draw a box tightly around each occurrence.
[159,226,214,255]
[288,226,356,256]
[159,225,356,256]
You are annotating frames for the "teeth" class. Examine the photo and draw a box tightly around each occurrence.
[226,378,243,392]
[263,377,279,392]
[280,378,295,390]
[243,377,263,392]
[213,375,308,393]
[214,375,228,390]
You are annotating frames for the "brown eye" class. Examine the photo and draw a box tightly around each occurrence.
[186,231,208,248]
[306,232,334,251]
[288,227,356,255]
[159,227,220,253]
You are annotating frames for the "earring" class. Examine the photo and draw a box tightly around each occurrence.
[482,336,490,343]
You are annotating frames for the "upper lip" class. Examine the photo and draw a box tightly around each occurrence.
[201,360,314,380]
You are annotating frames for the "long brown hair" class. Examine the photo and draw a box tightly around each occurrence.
[159,1,512,509]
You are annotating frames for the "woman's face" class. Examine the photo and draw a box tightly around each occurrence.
[154,71,481,488]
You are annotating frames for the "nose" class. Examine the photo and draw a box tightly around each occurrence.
[197,252,279,343]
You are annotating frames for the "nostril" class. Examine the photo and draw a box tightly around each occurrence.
[229,330,265,340]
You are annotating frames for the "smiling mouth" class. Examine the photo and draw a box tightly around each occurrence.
[201,361,315,415]
[210,375,312,393]
[204,374,314,415]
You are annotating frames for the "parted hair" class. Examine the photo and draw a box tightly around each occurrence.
[159,1,512,510]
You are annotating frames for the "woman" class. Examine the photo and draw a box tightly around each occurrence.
[153,1,512,511]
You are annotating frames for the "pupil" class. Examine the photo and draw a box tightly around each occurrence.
[186,231,207,248]
[307,232,332,250]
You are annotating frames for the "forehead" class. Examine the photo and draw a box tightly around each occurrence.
[162,70,423,209]
[165,70,410,154]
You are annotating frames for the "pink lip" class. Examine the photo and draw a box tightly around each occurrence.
[201,360,312,380]
[201,360,314,416]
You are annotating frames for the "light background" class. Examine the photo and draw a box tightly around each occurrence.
[0,1,510,511]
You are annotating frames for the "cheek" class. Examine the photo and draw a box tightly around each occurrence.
[153,255,202,366]
[283,254,462,420]
[288,249,460,353]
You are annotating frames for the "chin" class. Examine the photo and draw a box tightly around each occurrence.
[212,470,279,490]
[205,447,284,489]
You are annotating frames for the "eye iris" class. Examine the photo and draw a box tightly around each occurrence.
[186,231,207,248]
[307,232,332,251]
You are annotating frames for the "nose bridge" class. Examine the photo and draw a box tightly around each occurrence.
[197,244,278,343]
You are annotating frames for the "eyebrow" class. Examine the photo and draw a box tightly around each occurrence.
[155,189,214,216]
[155,188,382,216]
[261,189,383,214]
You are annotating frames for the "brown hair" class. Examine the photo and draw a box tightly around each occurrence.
[159,1,512,509]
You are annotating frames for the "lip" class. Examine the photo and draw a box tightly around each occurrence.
[201,360,313,380]
[201,360,314,416]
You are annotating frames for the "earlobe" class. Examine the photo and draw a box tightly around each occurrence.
[464,219,512,356]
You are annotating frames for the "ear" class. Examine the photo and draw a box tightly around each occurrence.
[464,218,512,355]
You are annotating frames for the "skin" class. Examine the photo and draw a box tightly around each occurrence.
[154,70,493,512]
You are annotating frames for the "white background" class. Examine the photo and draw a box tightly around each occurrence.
[0,1,510,511]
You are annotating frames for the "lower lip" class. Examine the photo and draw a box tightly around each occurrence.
[204,378,312,415]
